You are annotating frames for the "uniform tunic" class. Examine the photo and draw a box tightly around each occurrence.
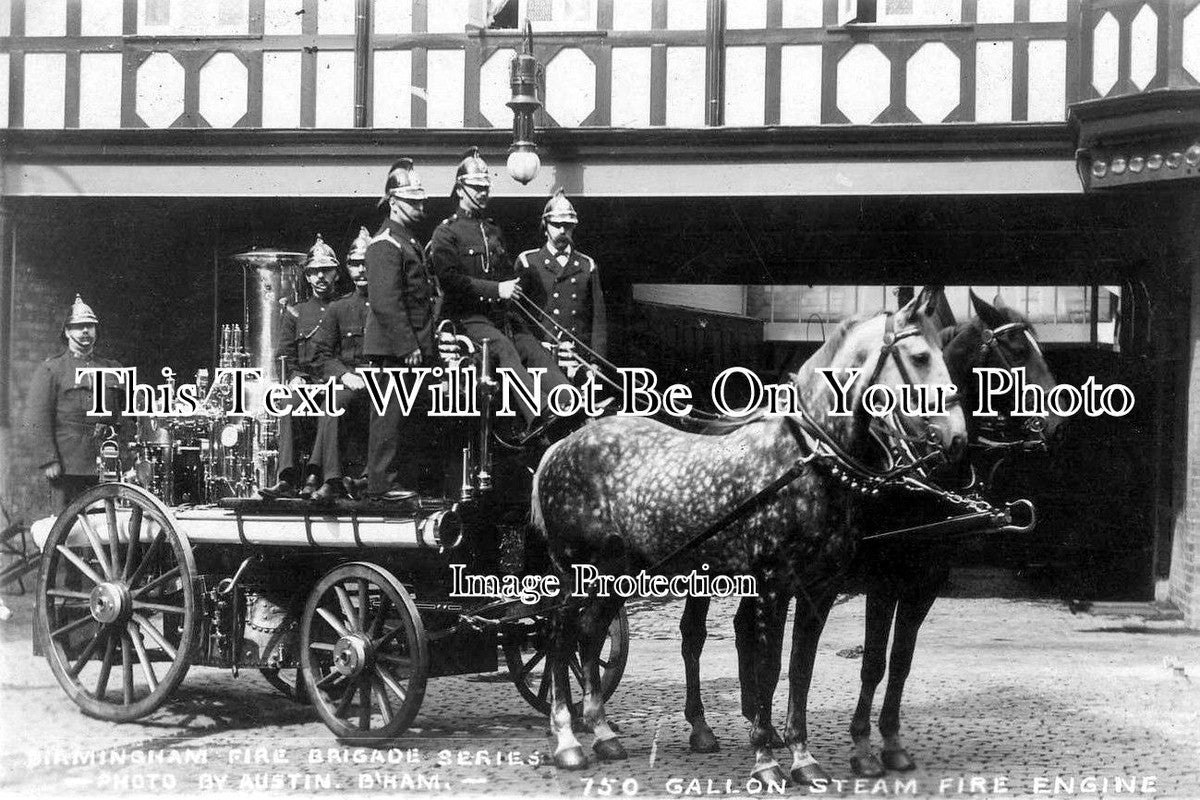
[516,244,607,358]
[428,210,566,424]
[363,219,438,361]
[278,295,334,382]
[312,291,372,480]
[362,218,438,495]
[274,293,337,477]
[25,350,124,475]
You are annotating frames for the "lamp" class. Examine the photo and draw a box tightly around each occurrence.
[506,20,542,184]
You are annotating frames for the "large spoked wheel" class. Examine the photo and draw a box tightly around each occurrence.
[36,483,196,721]
[301,562,429,742]
[503,607,629,716]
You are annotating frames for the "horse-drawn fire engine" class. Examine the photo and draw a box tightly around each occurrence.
[32,248,628,742]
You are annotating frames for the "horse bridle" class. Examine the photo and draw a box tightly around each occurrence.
[863,312,958,476]
[973,320,1048,450]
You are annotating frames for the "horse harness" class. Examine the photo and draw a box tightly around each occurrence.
[974,320,1049,451]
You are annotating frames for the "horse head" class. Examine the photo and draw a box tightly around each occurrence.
[796,287,968,469]
[942,291,1063,449]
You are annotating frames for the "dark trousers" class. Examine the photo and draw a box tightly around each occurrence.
[276,387,339,481]
[310,386,370,481]
[460,319,571,424]
[50,474,98,513]
[366,358,428,495]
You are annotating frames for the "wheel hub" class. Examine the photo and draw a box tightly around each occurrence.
[89,582,131,625]
[332,635,371,678]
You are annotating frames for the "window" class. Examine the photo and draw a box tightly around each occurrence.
[138,0,249,35]
[840,0,961,25]
[487,0,597,30]
[144,0,170,26]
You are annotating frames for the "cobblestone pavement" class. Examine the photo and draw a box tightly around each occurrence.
[1,586,1197,799]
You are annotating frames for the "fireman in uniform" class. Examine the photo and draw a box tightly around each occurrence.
[310,227,374,502]
[363,158,439,501]
[24,295,124,511]
[516,189,607,359]
[428,147,570,433]
[260,235,343,499]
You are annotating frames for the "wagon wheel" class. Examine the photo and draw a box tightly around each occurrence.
[301,562,429,741]
[503,607,629,716]
[259,668,308,703]
[35,483,196,722]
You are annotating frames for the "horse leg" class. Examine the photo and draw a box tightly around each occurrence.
[849,589,898,778]
[582,596,628,761]
[734,596,786,748]
[782,587,838,786]
[548,605,588,769]
[877,588,938,772]
[747,597,789,789]
[681,596,719,752]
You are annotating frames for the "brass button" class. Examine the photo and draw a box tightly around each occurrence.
[469,248,475,255]
[570,277,577,283]
[553,293,559,298]
[571,294,577,299]
[553,309,560,316]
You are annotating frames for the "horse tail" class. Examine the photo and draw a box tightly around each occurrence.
[529,436,571,535]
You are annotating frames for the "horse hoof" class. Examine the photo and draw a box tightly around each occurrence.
[849,753,885,778]
[593,738,628,762]
[750,765,789,789]
[881,748,916,772]
[792,761,831,786]
[689,729,720,753]
[554,747,589,770]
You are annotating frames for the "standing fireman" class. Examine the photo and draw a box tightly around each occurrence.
[516,189,607,359]
[310,226,374,502]
[428,147,570,433]
[24,295,124,511]
[364,158,439,501]
[261,235,343,499]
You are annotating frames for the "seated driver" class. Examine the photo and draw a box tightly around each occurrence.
[428,147,571,438]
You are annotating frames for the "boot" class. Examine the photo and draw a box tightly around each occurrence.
[312,478,346,505]
[259,468,299,500]
[298,471,322,500]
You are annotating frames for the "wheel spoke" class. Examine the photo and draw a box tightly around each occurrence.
[374,624,405,649]
[367,596,391,639]
[121,635,134,704]
[127,624,159,691]
[315,670,344,690]
[77,513,113,580]
[55,545,105,586]
[47,588,92,600]
[132,601,186,616]
[332,681,356,718]
[518,649,546,679]
[126,527,164,588]
[358,683,370,730]
[132,565,182,599]
[333,584,358,632]
[52,613,98,641]
[536,664,552,701]
[131,613,178,660]
[95,635,116,699]
[371,674,393,724]
[375,653,413,672]
[105,498,122,579]
[67,626,107,677]
[317,606,350,639]
[308,641,336,652]
[375,664,408,704]
[357,580,368,631]
[124,505,143,580]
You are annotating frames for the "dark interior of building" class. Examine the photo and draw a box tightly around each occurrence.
[3,190,1191,600]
